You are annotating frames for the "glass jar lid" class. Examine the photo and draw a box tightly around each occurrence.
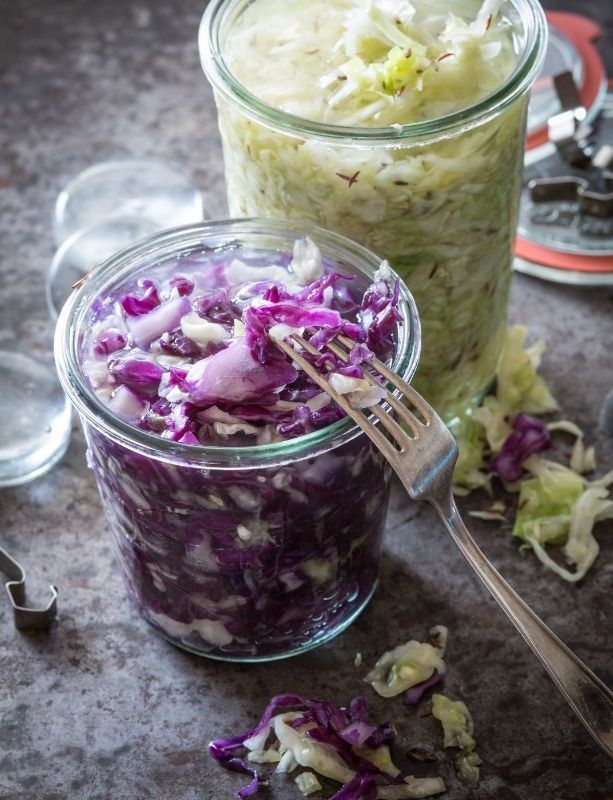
[53,159,204,247]
[48,160,205,319]
[0,351,71,487]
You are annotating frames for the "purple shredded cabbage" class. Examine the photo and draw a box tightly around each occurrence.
[178,430,199,445]
[348,343,374,366]
[108,358,165,394]
[185,340,298,405]
[169,274,195,296]
[364,721,396,749]
[293,272,350,304]
[193,288,238,326]
[337,365,364,379]
[126,295,191,349]
[330,774,377,800]
[86,252,401,446]
[489,413,551,482]
[93,329,126,355]
[79,246,405,662]
[121,279,160,316]
[338,720,378,747]
[208,693,308,797]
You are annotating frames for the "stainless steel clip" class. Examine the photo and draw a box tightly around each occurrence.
[0,546,58,630]
[548,71,592,167]
[529,141,613,219]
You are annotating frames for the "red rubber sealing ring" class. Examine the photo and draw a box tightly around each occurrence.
[514,239,613,274]
[526,11,606,151]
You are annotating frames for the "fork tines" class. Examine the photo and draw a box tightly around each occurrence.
[275,332,432,458]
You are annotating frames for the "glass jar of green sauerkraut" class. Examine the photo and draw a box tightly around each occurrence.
[199,0,546,418]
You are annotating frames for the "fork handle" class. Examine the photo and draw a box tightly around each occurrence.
[431,492,613,759]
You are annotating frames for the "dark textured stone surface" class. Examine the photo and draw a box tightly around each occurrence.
[1,1,612,799]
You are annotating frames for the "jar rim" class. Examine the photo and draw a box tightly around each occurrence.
[54,219,421,469]
[199,0,547,145]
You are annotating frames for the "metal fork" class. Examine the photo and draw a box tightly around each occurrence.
[276,331,613,759]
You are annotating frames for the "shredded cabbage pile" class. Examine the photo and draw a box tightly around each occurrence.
[209,693,446,799]
[82,238,401,446]
[453,326,613,582]
[225,0,517,127]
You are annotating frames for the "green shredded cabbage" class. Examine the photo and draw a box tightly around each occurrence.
[454,749,482,789]
[226,0,516,127]
[496,325,558,415]
[432,694,475,750]
[377,778,446,799]
[451,325,552,492]
[274,713,355,783]
[295,771,323,795]
[364,626,447,697]
[449,325,613,582]
[432,694,480,788]
[235,701,447,798]
[548,420,596,474]
[513,457,584,547]
[449,409,490,494]
[472,396,512,453]
[217,0,527,415]
[355,744,400,777]
[522,479,613,583]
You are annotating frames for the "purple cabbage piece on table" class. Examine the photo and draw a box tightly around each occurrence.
[489,413,551,482]
[330,774,378,800]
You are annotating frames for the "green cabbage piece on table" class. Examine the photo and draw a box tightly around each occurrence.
[294,771,322,796]
[448,409,491,494]
[364,626,447,697]
[512,458,584,548]
[451,325,613,582]
[496,325,558,415]
[514,459,613,582]
[432,694,481,789]
[454,750,482,789]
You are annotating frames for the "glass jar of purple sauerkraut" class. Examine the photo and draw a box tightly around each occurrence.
[55,220,420,661]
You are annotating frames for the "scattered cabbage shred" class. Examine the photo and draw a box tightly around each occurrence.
[364,625,447,700]
[295,772,323,796]
[432,695,481,789]
[451,326,613,582]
